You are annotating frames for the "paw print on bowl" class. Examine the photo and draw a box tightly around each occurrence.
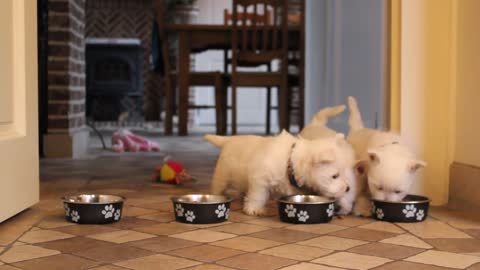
[64,204,70,217]
[376,208,384,219]
[215,204,227,218]
[114,209,121,221]
[326,204,334,217]
[71,210,80,223]
[297,210,309,222]
[185,210,196,222]
[225,208,230,219]
[285,204,297,218]
[416,209,425,221]
[175,204,184,217]
[102,205,115,219]
[402,204,417,218]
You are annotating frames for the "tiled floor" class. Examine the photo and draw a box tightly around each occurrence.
[1,136,480,269]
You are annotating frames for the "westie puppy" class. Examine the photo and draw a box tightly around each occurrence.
[300,105,365,216]
[347,96,426,215]
[204,130,349,216]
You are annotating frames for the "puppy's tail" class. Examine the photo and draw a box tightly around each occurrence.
[348,96,364,131]
[203,134,230,148]
[311,105,346,126]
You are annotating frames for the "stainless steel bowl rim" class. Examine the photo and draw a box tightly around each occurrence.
[371,194,430,204]
[171,194,234,204]
[277,195,335,204]
[62,194,126,205]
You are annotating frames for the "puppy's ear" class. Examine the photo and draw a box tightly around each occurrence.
[312,148,335,166]
[354,160,368,177]
[408,160,426,173]
[367,150,380,165]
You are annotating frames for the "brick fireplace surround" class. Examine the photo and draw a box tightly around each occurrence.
[44,0,161,158]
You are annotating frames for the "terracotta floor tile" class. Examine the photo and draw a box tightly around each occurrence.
[133,223,196,236]
[358,221,405,234]
[127,236,200,253]
[380,234,433,249]
[0,245,60,263]
[260,244,333,261]
[279,263,344,270]
[182,264,235,270]
[53,224,119,236]
[37,236,113,253]
[12,254,98,270]
[405,250,480,269]
[167,245,244,262]
[245,217,289,228]
[210,223,270,235]
[114,254,200,270]
[228,211,259,222]
[123,207,158,217]
[348,242,425,260]
[217,253,297,270]
[89,266,129,270]
[285,224,347,235]
[330,216,373,227]
[170,229,237,243]
[469,263,480,270]
[372,261,451,270]
[137,202,174,211]
[107,217,157,230]
[88,230,156,244]
[211,236,283,252]
[312,251,392,270]
[397,220,472,239]
[425,238,480,253]
[248,228,318,243]
[0,266,23,270]
[73,243,154,263]
[297,236,367,250]
[0,224,32,246]
[466,229,480,239]
[137,212,174,223]
[329,228,397,242]
[36,216,75,229]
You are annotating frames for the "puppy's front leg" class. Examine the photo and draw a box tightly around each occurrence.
[353,195,372,217]
[336,196,353,216]
[243,183,269,216]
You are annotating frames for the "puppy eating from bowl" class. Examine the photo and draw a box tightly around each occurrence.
[204,130,349,216]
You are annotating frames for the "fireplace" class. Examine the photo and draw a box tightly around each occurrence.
[86,38,144,121]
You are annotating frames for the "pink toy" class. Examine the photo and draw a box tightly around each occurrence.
[111,129,160,152]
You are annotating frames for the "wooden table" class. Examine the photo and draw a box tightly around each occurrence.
[165,24,303,135]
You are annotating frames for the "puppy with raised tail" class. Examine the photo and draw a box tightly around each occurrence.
[300,105,364,216]
[204,130,349,216]
[347,96,426,216]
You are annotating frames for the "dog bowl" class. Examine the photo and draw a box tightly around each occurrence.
[372,194,430,222]
[277,195,336,224]
[171,194,233,224]
[62,194,124,224]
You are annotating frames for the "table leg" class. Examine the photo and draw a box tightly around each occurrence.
[178,31,190,136]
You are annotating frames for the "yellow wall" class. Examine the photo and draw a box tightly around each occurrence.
[391,0,456,205]
[454,0,480,167]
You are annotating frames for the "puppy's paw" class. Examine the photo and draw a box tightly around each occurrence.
[243,206,268,216]
[353,203,372,217]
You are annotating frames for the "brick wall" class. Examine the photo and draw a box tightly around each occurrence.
[85,0,163,121]
[48,0,86,132]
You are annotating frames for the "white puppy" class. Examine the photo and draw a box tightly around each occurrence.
[347,96,426,215]
[204,131,349,216]
[300,105,365,216]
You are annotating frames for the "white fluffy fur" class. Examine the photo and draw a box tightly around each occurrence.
[205,131,349,216]
[347,96,426,215]
[300,105,366,216]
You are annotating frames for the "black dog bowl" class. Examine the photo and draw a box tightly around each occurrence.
[62,194,124,224]
[372,194,430,222]
[171,194,233,224]
[277,195,336,224]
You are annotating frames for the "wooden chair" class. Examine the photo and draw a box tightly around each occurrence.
[153,0,227,135]
[224,8,275,134]
[230,0,290,134]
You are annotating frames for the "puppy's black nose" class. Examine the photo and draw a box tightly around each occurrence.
[346,186,350,192]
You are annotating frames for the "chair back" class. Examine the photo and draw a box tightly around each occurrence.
[231,0,289,68]
[224,9,272,26]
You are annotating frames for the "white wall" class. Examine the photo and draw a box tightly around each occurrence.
[305,0,387,134]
